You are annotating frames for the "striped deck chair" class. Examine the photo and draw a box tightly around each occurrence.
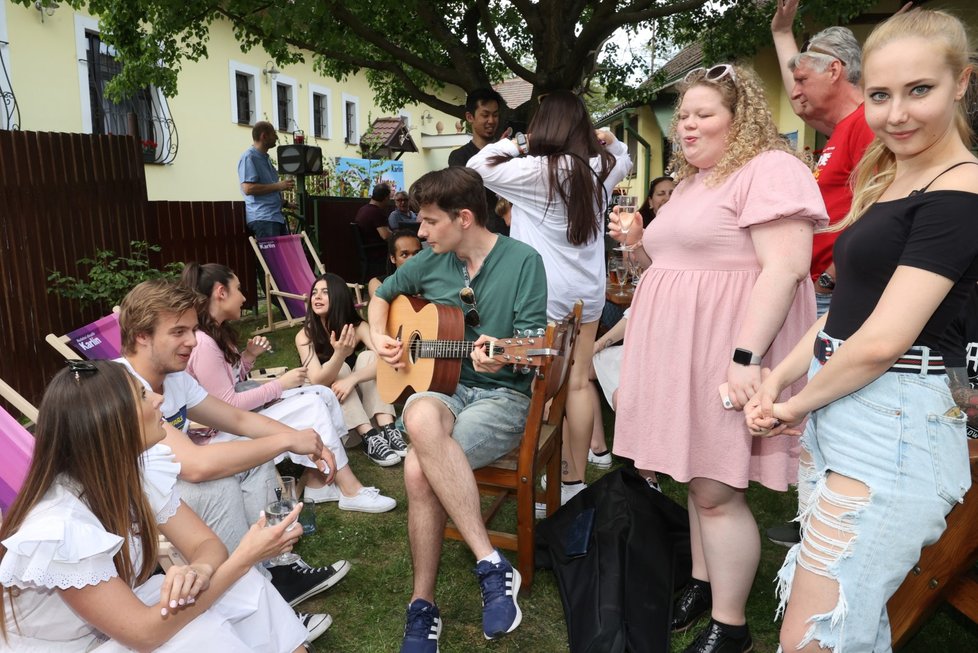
[249,231,365,334]
[45,310,122,361]
[0,378,34,514]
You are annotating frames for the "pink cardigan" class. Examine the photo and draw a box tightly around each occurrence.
[186,331,283,411]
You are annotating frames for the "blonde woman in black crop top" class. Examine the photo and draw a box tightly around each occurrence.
[745,10,978,653]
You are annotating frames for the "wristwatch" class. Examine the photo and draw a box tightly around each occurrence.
[817,271,836,291]
[732,348,762,366]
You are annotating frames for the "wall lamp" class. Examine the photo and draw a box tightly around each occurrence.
[262,61,281,83]
[35,0,59,21]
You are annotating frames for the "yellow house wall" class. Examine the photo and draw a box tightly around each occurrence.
[1,2,460,201]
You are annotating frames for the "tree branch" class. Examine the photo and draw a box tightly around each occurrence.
[474,0,540,84]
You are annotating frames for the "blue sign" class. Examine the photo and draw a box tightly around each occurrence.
[333,157,406,197]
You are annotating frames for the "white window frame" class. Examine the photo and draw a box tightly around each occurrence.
[0,2,12,130]
[308,84,332,140]
[342,93,359,145]
[75,15,172,137]
[273,73,299,133]
[228,60,262,126]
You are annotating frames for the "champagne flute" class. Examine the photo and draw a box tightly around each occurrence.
[265,476,300,565]
[608,253,628,298]
[614,196,639,251]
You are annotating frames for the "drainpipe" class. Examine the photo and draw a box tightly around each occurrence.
[622,110,651,196]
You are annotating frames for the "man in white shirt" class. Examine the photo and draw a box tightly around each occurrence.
[117,279,346,621]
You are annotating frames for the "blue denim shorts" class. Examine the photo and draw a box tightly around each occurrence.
[777,334,971,653]
[404,384,530,469]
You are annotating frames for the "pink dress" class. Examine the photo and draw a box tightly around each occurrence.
[613,150,828,491]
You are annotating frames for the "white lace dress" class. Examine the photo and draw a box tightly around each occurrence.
[0,444,306,652]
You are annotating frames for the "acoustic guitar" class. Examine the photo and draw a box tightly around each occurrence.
[377,295,555,403]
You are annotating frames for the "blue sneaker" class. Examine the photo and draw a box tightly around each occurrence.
[400,598,441,653]
[474,553,522,640]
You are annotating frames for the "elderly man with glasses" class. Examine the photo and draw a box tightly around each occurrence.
[767,0,877,548]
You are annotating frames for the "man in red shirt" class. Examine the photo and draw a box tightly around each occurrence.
[772,0,875,318]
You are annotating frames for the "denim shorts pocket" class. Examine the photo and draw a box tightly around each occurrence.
[926,411,970,506]
[849,384,902,417]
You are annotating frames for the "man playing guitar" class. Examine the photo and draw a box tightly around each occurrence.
[369,166,547,652]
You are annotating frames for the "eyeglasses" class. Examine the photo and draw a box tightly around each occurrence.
[802,41,847,67]
[67,360,98,380]
[459,286,480,328]
[683,64,737,85]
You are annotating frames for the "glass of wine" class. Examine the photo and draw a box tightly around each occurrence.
[614,196,639,251]
[608,252,628,298]
[265,476,300,565]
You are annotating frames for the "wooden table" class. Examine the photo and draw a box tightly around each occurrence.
[606,285,634,307]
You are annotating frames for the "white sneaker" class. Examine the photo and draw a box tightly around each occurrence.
[304,483,341,504]
[587,450,612,469]
[338,486,397,513]
[535,482,587,518]
[297,611,332,643]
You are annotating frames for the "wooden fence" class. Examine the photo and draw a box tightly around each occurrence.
[0,129,253,406]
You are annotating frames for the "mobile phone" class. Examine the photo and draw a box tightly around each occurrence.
[515,132,529,155]
[718,383,733,410]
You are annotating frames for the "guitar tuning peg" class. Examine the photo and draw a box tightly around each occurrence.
[536,328,544,336]
[521,365,531,374]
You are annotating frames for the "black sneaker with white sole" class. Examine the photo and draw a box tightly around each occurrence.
[270,559,351,607]
[382,423,409,458]
[363,429,401,466]
[297,611,332,643]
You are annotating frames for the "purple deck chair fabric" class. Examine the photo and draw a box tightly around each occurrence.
[66,313,122,360]
[256,235,315,320]
[0,406,33,513]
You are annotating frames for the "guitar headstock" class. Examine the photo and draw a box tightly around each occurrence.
[486,328,556,373]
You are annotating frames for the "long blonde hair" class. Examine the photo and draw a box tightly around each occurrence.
[838,9,974,231]
[669,64,798,185]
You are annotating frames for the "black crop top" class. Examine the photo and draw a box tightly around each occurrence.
[825,190,978,358]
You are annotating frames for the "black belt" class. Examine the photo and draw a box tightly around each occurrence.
[814,335,946,375]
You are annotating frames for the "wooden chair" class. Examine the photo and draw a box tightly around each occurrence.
[249,231,365,334]
[444,301,583,592]
[45,309,122,361]
[887,439,978,649]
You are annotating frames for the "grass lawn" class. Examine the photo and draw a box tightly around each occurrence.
[240,314,978,652]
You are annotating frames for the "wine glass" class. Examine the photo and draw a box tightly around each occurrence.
[608,253,628,298]
[265,476,300,565]
[614,196,639,251]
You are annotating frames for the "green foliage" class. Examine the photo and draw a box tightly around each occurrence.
[21,0,711,117]
[47,241,183,312]
[661,0,879,64]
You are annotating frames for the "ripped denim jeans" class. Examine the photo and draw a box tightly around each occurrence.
[776,348,971,653]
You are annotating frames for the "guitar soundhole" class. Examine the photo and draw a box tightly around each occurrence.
[407,331,422,364]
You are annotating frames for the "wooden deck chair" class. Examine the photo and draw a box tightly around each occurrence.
[249,231,365,334]
[444,300,583,592]
[0,378,36,514]
[45,309,122,361]
[887,438,978,649]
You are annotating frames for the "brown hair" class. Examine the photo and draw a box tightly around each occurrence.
[409,167,489,226]
[119,279,200,354]
[180,262,242,367]
[0,362,159,637]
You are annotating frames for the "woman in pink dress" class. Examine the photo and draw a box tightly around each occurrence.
[609,64,827,653]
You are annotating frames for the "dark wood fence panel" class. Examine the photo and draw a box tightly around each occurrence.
[0,129,250,407]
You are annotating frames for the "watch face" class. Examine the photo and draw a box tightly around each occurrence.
[733,349,753,365]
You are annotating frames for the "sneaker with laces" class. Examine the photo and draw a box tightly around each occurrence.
[338,486,397,513]
[269,559,351,607]
[587,449,613,469]
[304,483,341,504]
[683,619,753,653]
[363,430,401,467]
[535,482,587,518]
[474,552,522,640]
[382,423,409,458]
[400,598,441,653]
[297,611,332,642]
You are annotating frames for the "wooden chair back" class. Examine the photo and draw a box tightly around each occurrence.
[45,310,122,361]
[888,439,978,648]
[444,300,583,592]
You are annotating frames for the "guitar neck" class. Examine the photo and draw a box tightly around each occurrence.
[409,339,483,359]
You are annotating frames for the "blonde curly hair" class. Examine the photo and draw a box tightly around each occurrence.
[668,64,798,185]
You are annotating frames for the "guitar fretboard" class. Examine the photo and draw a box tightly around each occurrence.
[410,339,487,359]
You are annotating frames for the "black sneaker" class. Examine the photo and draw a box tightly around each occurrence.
[269,559,351,607]
[683,619,753,653]
[297,611,332,643]
[672,580,712,633]
[766,521,801,547]
[363,430,400,467]
[382,423,409,458]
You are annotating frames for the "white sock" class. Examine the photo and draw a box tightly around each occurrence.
[479,550,502,565]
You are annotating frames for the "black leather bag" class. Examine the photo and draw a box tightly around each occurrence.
[536,466,692,653]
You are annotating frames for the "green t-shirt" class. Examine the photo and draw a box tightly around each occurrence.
[375,235,548,396]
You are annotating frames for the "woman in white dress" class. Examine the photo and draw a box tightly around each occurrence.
[0,360,309,651]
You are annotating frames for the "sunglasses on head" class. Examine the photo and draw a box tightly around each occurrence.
[67,359,98,380]
[683,64,737,85]
[801,41,846,67]
[459,286,480,328]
